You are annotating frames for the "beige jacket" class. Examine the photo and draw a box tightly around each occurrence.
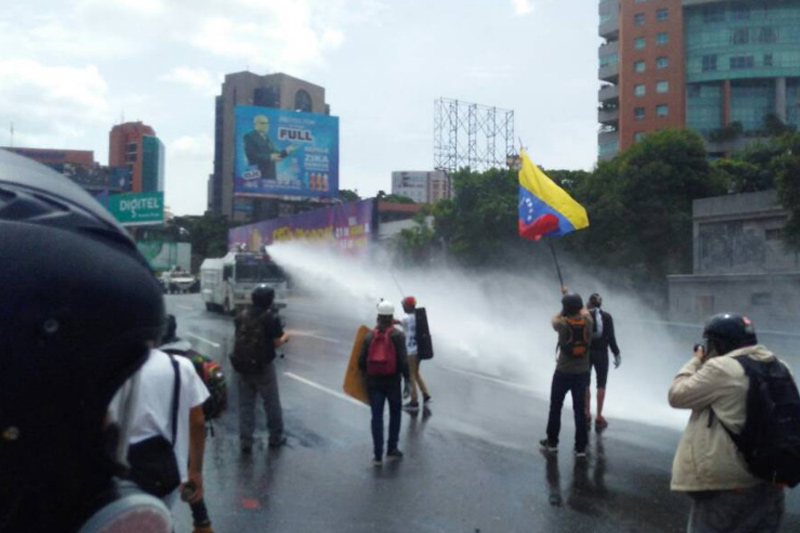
[668,344,783,492]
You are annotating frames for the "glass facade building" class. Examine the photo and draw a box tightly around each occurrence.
[599,0,800,160]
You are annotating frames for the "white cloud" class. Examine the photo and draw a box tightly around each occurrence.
[164,135,214,215]
[0,60,110,147]
[160,67,221,96]
[511,0,533,16]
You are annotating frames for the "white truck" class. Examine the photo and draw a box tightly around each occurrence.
[199,251,288,315]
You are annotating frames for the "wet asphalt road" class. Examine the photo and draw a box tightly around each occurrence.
[165,293,800,533]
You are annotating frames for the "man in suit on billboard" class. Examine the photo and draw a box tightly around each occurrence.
[243,115,295,181]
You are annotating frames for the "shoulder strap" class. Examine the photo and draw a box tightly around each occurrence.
[168,355,180,446]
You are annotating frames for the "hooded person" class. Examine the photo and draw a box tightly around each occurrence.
[358,300,410,466]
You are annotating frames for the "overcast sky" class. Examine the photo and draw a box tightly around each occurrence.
[1,0,599,215]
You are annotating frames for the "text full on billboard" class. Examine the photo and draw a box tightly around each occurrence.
[234,105,339,199]
[107,191,164,226]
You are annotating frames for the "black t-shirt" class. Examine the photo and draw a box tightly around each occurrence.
[237,306,284,363]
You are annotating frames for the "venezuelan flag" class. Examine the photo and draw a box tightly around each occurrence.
[517,149,589,241]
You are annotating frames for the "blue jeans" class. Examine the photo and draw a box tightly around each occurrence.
[368,380,402,459]
[545,370,589,451]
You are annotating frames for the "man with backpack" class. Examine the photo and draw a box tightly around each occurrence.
[585,293,621,431]
[358,300,411,466]
[233,285,290,453]
[540,290,593,458]
[669,313,796,533]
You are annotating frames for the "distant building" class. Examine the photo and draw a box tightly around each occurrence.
[209,71,330,221]
[599,0,800,160]
[668,190,800,331]
[391,170,451,204]
[1,146,131,194]
[109,121,164,193]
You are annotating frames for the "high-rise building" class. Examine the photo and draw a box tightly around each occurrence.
[391,170,452,204]
[109,121,164,193]
[599,0,800,160]
[209,71,330,221]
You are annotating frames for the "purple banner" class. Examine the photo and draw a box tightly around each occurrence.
[229,198,375,254]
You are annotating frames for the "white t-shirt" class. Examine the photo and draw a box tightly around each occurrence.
[402,312,417,355]
[128,349,210,481]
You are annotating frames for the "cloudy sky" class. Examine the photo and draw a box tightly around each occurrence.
[1,0,599,215]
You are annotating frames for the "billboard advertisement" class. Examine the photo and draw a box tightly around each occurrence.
[234,105,339,199]
[229,198,374,254]
[107,191,164,226]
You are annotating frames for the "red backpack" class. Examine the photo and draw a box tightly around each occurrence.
[367,326,397,376]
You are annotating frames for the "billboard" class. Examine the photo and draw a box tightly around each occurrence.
[229,198,374,254]
[107,191,164,226]
[234,105,339,199]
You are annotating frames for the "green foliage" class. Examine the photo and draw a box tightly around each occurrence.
[773,133,800,250]
[339,189,361,202]
[170,213,231,260]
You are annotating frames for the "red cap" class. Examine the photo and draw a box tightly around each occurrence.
[403,296,416,308]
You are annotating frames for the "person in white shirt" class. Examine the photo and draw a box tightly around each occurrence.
[128,347,210,513]
[401,296,431,412]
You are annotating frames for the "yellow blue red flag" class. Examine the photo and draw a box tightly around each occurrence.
[517,149,589,240]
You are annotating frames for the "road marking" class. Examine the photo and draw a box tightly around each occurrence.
[288,330,344,344]
[283,372,368,409]
[186,333,221,348]
[439,364,540,396]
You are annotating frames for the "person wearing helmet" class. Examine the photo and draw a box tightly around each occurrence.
[234,284,290,453]
[0,149,172,531]
[358,300,410,466]
[668,313,787,533]
[400,296,431,412]
[539,287,593,458]
[585,293,621,431]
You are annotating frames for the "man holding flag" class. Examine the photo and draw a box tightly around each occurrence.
[513,149,592,456]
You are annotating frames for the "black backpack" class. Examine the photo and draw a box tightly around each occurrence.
[722,355,800,487]
[561,316,589,358]
[231,310,273,374]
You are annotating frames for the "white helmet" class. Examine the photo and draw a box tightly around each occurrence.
[377,300,395,316]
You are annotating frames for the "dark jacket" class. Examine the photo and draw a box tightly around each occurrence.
[244,130,280,180]
[358,325,410,386]
[588,308,620,356]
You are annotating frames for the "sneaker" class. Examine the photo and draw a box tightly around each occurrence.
[574,448,587,458]
[268,436,287,448]
[423,394,432,404]
[539,439,557,453]
[386,448,404,460]
[373,456,382,466]
[403,401,419,412]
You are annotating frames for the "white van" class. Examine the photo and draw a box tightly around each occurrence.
[200,251,287,315]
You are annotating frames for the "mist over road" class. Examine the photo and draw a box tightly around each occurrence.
[166,291,800,532]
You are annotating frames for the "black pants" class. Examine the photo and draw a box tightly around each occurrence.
[545,370,589,451]
[368,379,402,459]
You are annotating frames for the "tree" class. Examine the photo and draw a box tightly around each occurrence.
[339,189,360,202]
[772,133,800,250]
[571,129,727,291]
[170,212,231,261]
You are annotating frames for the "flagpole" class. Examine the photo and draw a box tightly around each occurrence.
[547,238,564,289]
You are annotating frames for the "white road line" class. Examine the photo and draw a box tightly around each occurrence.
[439,364,539,396]
[185,333,221,348]
[283,372,368,409]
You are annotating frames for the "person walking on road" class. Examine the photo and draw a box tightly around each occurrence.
[359,300,410,466]
[233,285,290,453]
[540,289,593,458]
[585,293,621,431]
[668,313,790,533]
[401,296,431,412]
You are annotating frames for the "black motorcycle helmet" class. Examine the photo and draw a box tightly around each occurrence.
[0,149,166,529]
[703,313,758,357]
[561,293,584,316]
[252,284,275,308]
